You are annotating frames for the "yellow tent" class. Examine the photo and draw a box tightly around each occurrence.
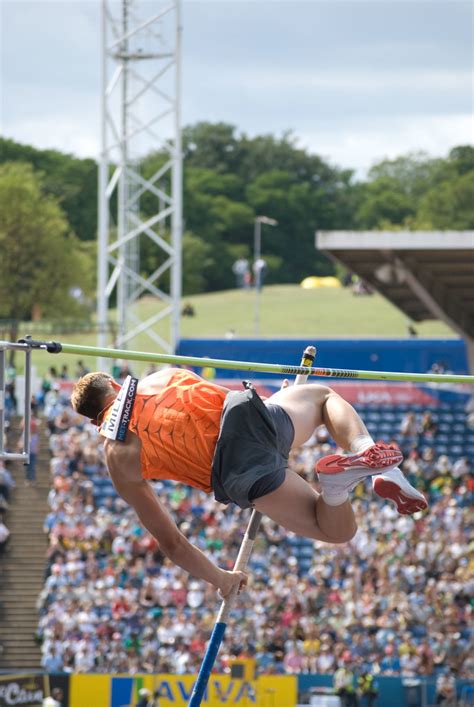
[300,276,341,289]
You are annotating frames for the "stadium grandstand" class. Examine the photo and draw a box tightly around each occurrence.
[316,231,474,372]
[0,331,473,707]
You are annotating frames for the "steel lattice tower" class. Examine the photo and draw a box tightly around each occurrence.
[97,0,182,366]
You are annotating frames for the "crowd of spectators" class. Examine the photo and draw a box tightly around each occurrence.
[18,370,472,680]
[0,370,19,657]
[0,461,14,555]
[0,367,18,555]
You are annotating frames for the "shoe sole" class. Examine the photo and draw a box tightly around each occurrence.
[316,443,403,475]
[373,477,428,515]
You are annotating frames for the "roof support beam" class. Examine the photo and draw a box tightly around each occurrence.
[393,256,468,338]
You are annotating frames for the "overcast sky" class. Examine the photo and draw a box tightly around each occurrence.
[1,0,473,175]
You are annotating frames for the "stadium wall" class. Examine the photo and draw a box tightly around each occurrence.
[0,673,297,706]
[177,338,467,378]
[2,673,473,707]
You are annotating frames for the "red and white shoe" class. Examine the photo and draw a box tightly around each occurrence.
[317,441,403,475]
[373,468,428,515]
[316,442,403,496]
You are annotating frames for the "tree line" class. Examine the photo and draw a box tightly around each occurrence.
[0,124,473,331]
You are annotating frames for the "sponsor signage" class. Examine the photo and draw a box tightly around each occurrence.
[66,674,296,707]
[0,674,47,707]
[100,375,138,441]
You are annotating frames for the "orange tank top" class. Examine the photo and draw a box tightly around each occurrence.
[127,370,226,491]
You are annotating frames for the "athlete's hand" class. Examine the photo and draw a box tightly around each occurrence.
[217,569,248,599]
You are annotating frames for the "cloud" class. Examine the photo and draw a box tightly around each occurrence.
[226,68,472,95]
[299,113,474,175]
[1,0,472,172]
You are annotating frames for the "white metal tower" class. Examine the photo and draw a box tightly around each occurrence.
[97,0,182,365]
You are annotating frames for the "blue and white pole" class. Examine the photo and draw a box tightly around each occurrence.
[188,346,316,707]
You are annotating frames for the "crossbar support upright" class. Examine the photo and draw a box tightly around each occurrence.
[0,342,31,462]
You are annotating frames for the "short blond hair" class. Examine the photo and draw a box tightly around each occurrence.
[71,372,114,421]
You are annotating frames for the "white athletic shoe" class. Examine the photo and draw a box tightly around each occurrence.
[316,442,404,498]
[372,467,428,515]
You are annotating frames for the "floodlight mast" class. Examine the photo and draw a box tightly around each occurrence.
[97,0,182,371]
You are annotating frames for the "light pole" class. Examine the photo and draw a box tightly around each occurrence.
[253,215,278,335]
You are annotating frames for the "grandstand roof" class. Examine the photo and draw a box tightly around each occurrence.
[315,231,474,342]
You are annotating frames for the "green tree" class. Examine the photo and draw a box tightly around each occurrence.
[182,232,213,295]
[0,162,91,354]
[355,176,416,228]
[180,123,356,287]
[416,171,474,229]
[355,152,461,229]
[182,122,242,175]
[0,138,98,241]
[448,145,474,176]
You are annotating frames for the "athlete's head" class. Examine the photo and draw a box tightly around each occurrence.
[71,372,120,423]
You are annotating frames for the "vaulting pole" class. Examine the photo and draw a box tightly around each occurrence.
[188,345,316,707]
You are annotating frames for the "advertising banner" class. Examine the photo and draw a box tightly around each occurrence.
[0,674,48,707]
[68,674,296,707]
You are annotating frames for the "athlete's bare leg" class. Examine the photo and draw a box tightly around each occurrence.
[254,383,425,539]
[253,468,357,543]
[251,384,369,543]
[268,382,426,514]
[265,383,370,449]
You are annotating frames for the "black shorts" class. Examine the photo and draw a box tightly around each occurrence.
[211,382,295,509]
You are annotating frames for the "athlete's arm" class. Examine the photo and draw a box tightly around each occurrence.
[106,443,246,597]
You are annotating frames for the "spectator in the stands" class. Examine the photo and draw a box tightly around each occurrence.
[5,363,17,415]
[466,395,474,429]
[41,646,64,673]
[435,668,457,705]
[399,412,418,438]
[428,361,447,375]
[41,367,59,398]
[75,361,90,378]
[419,411,438,438]
[0,514,10,554]
[0,461,15,502]
[357,667,378,707]
[452,456,470,480]
[116,363,134,383]
[334,664,358,706]
[19,410,40,486]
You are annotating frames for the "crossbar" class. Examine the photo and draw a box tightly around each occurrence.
[9,338,474,385]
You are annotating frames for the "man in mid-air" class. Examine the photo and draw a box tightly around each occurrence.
[71,367,427,597]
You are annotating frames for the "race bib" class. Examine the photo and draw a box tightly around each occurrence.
[100,375,138,442]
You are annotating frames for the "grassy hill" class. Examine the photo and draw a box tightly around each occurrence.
[25,284,454,376]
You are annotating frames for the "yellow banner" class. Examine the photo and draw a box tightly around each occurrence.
[69,674,110,707]
[69,674,297,707]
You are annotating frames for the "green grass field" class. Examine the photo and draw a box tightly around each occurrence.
[23,284,455,377]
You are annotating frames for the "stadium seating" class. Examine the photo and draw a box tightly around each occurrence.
[36,389,473,679]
